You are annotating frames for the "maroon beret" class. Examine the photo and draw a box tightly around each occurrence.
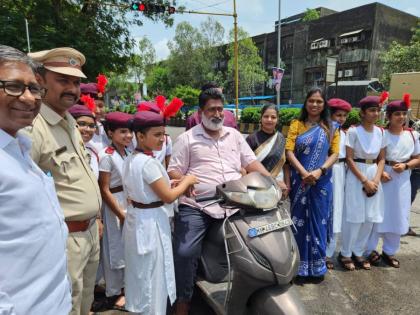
[80,83,98,96]
[358,96,380,110]
[68,104,95,119]
[132,110,165,130]
[386,100,409,113]
[328,98,352,112]
[104,112,133,129]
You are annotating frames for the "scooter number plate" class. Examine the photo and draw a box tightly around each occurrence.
[248,218,292,238]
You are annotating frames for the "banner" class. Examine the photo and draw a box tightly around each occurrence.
[270,67,284,92]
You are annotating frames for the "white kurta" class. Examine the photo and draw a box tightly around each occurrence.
[122,153,176,315]
[99,147,128,296]
[0,130,71,315]
[331,129,346,233]
[344,126,386,223]
[378,130,420,234]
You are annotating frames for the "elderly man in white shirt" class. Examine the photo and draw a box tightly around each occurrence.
[0,45,71,315]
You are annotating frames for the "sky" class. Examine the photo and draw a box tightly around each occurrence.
[130,0,420,60]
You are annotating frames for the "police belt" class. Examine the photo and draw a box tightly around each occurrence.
[354,158,376,164]
[110,185,124,194]
[336,158,346,164]
[132,200,164,209]
[66,217,96,233]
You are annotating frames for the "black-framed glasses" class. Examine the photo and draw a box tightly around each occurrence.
[0,80,46,99]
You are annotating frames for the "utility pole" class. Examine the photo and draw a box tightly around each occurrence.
[276,0,281,106]
[25,18,31,53]
[233,0,239,118]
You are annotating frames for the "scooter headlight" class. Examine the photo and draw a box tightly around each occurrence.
[224,185,280,209]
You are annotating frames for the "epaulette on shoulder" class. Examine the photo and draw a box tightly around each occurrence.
[105,146,115,154]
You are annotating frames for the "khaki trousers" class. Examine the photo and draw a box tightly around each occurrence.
[67,221,100,315]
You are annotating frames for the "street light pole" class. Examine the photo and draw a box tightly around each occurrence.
[233,0,239,117]
[277,0,281,106]
[25,18,31,53]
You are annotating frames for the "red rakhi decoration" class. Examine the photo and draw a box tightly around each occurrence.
[379,91,389,105]
[403,93,411,109]
[96,74,108,95]
[80,94,96,113]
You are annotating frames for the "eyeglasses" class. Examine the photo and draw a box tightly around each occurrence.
[205,106,224,114]
[77,121,97,130]
[0,80,46,99]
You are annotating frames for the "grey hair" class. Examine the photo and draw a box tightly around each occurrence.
[0,45,37,72]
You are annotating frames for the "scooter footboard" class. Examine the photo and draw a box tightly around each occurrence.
[248,284,307,315]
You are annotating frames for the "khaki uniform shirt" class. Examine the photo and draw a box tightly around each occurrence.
[25,103,101,221]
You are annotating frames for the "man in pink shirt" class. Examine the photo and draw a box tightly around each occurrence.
[168,88,281,315]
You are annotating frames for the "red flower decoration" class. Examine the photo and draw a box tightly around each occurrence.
[96,74,108,94]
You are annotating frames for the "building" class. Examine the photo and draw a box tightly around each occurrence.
[229,3,418,104]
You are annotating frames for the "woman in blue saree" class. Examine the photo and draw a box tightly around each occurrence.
[285,88,339,282]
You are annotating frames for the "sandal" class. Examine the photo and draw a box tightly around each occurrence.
[352,254,371,270]
[382,252,400,268]
[338,252,355,271]
[367,250,381,266]
[326,257,334,270]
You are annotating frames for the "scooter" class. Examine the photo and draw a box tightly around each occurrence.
[195,172,306,315]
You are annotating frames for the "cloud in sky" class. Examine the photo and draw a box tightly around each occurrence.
[154,38,170,61]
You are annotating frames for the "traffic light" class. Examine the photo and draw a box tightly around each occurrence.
[130,2,176,14]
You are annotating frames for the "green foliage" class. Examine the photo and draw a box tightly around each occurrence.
[240,107,261,123]
[107,73,138,100]
[227,28,268,97]
[169,85,200,107]
[279,108,301,126]
[302,8,320,22]
[128,37,156,86]
[145,65,171,95]
[380,19,420,88]
[342,109,361,129]
[162,18,225,91]
[0,0,177,80]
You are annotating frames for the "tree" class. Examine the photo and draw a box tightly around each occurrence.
[165,18,225,90]
[227,27,268,97]
[380,20,420,88]
[302,8,320,22]
[128,37,156,89]
[0,0,177,80]
[145,64,171,96]
[169,85,201,107]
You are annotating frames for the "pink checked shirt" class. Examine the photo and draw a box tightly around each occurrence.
[168,124,256,218]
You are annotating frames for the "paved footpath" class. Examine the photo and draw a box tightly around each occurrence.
[97,126,420,314]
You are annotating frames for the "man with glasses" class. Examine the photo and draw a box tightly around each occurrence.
[0,45,71,314]
[168,88,278,315]
[25,47,102,315]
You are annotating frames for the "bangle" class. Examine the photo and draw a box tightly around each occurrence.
[320,166,327,176]
[405,163,410,170]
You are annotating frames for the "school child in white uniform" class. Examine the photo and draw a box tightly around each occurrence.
[325,98,352,269]
[366,96,420,268]
[339,96,386,271]
[98,112,133,309]
[68,104,100,178]
[122,103,197,315]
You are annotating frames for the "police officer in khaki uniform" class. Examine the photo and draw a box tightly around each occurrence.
[25,47,102,315]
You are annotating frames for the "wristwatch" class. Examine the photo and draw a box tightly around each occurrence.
[320,166,327,176]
